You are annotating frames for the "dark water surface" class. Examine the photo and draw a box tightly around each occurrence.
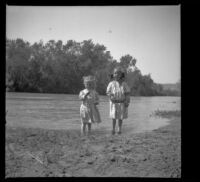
[6,92,181,134]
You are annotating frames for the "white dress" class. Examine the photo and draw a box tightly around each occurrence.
[106,81,130,119]
[79,89,101,124]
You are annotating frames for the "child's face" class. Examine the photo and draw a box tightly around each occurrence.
[84,81,95,90]
[113,70,122,81]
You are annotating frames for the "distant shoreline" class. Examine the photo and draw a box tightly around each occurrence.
[6,91,181,97]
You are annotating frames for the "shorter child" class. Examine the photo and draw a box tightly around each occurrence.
[79,75,101,136]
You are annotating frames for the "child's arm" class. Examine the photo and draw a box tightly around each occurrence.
[94,91,99,105]
[106,82,112,96]
[124,82,131,107]
[106,82,115,102]
[79,90,90,100]
[124,93,130,107]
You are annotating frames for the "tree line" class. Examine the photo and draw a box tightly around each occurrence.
[6,38,180,96]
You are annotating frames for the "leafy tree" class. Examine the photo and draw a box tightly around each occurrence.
[119,54,136,72]
[6,38,31,91]
[6,38,174,96]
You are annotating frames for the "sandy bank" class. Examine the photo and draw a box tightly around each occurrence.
[5,110,181,177]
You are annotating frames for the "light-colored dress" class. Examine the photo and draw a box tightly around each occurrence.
[106,81,130,119]
[79,89,101,124]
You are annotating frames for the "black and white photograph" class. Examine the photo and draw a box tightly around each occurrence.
[5,5,181,178]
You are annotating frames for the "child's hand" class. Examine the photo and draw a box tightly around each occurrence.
[110,95,114,100]
[86,91,90,96]
[110,96,116,102]
[84,91,90,99]
[124,103,129,107]
[110,94,115,100]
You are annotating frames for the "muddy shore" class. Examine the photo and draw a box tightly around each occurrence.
[5,110,181,178]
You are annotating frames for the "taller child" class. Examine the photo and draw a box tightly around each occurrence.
[106,67,130,135]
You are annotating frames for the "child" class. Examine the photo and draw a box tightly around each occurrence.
[106,67,130,135]
[79,75,101,136]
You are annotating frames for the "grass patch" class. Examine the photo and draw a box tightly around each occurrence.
[154,110,181,118]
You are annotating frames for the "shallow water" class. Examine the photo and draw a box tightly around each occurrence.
[6,92,181,134]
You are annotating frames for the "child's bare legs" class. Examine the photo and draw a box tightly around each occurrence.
[87,123,92,134]
[81,123,87,136]
[112,119,116,134]
[81,123,92,136]
[118,119,123,134]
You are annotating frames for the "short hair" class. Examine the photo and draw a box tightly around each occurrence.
[110,72,125,80]
[83,75,96,83]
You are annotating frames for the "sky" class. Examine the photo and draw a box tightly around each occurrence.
[6,5,180,84]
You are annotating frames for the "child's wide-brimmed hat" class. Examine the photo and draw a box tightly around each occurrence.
[83,75,96,83]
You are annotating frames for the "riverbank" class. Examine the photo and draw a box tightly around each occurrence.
[5,110,181,177]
